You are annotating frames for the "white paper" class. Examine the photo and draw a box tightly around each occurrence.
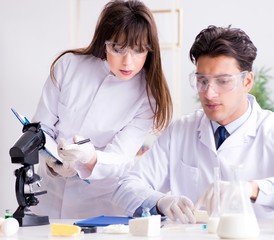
[43,131,63,163]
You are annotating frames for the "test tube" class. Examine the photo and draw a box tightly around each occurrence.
[207,167,220,233]
[213,167,220,215]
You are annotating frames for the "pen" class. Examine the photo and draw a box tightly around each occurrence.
[59,138,91,150]
[75,138,91,145]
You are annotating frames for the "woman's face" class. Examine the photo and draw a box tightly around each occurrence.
[105,39,148,80]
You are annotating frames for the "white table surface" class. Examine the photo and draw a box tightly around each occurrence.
[1,218,274,239]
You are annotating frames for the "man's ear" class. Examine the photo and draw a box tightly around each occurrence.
[244,71,254,92]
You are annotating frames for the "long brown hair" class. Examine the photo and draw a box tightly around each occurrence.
[50,0,172,131]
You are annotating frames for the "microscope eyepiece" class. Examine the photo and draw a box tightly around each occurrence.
[10,122,45,165]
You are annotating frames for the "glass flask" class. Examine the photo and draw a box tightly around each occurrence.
[207,167,220,234]
[217,165,260,239]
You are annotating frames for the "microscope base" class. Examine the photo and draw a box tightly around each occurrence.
[13,207,49,227]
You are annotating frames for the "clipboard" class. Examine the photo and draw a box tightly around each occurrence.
[11,108,30,125]
[74,216,133,227]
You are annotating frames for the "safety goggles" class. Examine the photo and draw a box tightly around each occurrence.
[189,71,248,94]
[105,41,150,59]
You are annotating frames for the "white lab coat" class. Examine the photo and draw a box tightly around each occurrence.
[31,53,155,218]
[113,95,274,219]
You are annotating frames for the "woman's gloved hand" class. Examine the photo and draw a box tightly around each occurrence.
[157,195,196,223]
[45,155,77,177]
[194,181,252,215]
[57,136,97,165]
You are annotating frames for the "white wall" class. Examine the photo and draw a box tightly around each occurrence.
[1,0,274,216]
[1,0,70,215]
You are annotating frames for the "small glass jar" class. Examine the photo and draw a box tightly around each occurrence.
[4,209,13,219]
[141,207,151,217]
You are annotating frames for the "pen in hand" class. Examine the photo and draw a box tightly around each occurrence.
[74,138,91,145]
[59,138,91,150]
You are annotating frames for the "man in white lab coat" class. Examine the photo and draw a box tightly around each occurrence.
[112,25,274,223]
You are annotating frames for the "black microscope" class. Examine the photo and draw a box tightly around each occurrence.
[9,122,49,226]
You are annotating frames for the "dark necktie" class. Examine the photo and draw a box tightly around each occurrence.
[217,126,227,149]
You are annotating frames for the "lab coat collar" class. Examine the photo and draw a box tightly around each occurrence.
[198,116,216,152]
[197,94,259,151]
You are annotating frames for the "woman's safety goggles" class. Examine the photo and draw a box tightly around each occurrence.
[105,41,151,59]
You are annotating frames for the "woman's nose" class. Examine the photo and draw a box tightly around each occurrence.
[122,50,134,65]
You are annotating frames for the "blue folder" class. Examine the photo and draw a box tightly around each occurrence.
[74,215,133,227]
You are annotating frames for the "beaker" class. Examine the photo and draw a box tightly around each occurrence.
[207,167,220,234]
[217,165,260,239]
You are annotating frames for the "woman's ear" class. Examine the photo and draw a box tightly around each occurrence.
[244,71,254,93]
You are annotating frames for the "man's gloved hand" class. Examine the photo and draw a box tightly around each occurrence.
[57,136,96,165]
[44,155,77,177]
[157,195,196,223]
[195,181,252,215]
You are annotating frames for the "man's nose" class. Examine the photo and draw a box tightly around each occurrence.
[204,83,219,98]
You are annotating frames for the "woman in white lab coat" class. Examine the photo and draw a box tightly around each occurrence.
[113,25,274,222]
[30,0,172,219]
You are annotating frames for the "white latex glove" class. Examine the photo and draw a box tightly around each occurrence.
[57,136,96,165]
[44,154,77,177]
[195,181,252,215]
[157,195,196,223]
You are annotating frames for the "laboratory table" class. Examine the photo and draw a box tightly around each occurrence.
[1,218,274,239]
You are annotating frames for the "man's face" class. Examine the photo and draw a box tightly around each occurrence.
[196,55,253,125]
